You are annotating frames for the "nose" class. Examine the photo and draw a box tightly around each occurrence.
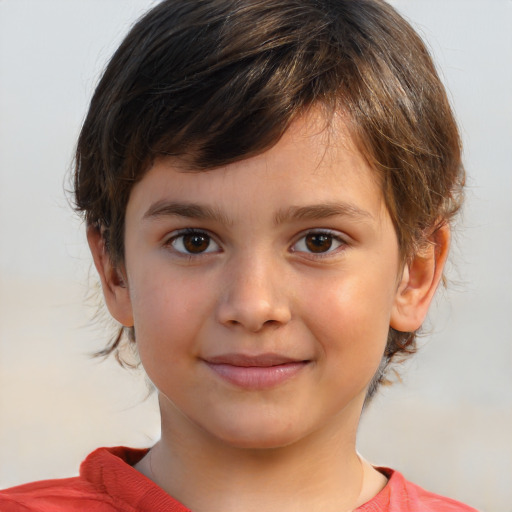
[216,255,292,332]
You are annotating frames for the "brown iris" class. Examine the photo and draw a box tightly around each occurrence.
[305,233,333,253]
[182,232,211,253]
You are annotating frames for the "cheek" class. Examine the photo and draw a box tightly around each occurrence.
[128,269,211,368]
[303,270,396,371]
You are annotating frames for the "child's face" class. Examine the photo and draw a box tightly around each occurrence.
[109,114,410,449]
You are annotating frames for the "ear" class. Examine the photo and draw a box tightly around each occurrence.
[87,226,134,327]
[390,224,450,332]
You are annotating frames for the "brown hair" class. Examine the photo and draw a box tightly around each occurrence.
[74,0,464,396]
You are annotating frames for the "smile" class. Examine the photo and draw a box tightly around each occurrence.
[203,353,311,390]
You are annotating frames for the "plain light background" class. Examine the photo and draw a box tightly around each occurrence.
[0,1,511,511]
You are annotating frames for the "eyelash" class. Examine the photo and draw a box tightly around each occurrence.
[291,229,347,258]
[164,228,348,258]
[165,229,221,256]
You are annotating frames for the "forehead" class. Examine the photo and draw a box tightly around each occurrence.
[126,112,388,229]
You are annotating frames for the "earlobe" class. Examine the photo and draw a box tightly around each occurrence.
[86,226,134,327]
[390,224,450,333]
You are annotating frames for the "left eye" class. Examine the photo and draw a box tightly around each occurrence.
[168,230,220,255]
[292,231,345,254]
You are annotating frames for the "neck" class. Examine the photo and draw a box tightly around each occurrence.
[135,394,385,512]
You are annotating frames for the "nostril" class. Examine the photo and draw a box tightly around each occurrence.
[221,315,287,333]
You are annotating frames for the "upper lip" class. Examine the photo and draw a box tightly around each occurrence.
[203,353,307,367]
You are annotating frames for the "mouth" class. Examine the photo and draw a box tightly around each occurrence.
[202,353,311,390]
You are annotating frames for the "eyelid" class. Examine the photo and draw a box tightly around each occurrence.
[165,228,222,255]
[290,229,348,257]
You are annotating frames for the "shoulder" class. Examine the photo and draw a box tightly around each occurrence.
[357,468,480,512]
[0,447,148,512]
[0,475,118,512]
[0,446,190,512]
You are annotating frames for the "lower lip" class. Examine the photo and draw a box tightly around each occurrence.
[205,362,309,390]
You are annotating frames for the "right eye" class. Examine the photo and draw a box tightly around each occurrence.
[168,229,220,255]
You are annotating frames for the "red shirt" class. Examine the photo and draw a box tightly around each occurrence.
[0,446,478,511]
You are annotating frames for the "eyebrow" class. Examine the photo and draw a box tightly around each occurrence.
[143,200,373,226]
[143,200,232,225]
[273,203,373,225]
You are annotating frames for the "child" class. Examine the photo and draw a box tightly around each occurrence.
[0,0,478,510]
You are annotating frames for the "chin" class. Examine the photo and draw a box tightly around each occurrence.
[217,431,303,451]
[206,414,307,451]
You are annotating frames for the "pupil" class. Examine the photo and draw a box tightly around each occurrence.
[183,233,209,253]
[306,233,332,253]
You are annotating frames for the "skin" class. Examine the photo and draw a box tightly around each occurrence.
[89,112,449,512]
